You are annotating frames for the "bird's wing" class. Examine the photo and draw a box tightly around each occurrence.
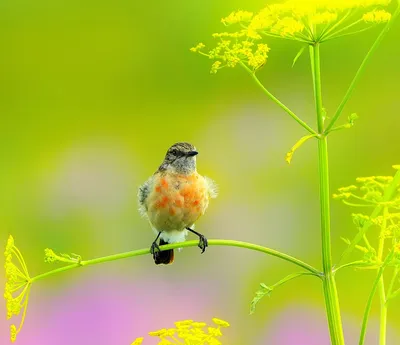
[204,176,218,199]
[138,176,153,217]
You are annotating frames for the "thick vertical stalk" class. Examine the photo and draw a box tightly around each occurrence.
[310,43,345,345]
[377,207,388,345]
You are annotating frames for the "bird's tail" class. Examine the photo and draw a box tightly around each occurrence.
[154,238,174,265]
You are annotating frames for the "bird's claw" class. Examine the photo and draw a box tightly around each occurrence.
[198,235,208,254]
[150,241,161,255]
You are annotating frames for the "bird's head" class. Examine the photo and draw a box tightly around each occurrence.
[159,142,198,174]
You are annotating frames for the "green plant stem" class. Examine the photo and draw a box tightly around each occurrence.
[386,286,400,303]
[239,62,318,136]
[337,169,400,266]
[377,207,388,345]
[333,260,378,273]
[386,266,399,304]
[310,43,345,345]
[359,251,394,345]
[30,239,321,283]
[271,272,318,289]
[325,5,400,133]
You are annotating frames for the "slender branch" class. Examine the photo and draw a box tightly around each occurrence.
[260,30,312,44]
[359,251,394,345]
[325,123,352,135]
[319,10,352,42]
[322,26,375,43]
[386,266,399,304]
[333,260,378,274]
[337,169,400,266]
[30,239,321,283]
[310,42,345,345]
[325,5,400,133]
[271,272,319,289]
[321,18,363,42]
[239,62,318,136]
[386,287,400,303]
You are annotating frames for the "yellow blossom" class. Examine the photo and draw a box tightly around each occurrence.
[136,318,230,344]
[310,11,338,25]
[4,235,31,343]
[149,329,168,337]
[190,43,205,53]
[44,248,58,263]
[272,17,305,37]
[210,61,222,74]
[158,340,173,345]
[131,337,144,345]
[363,9,391,22]
[221,11,253,25]
[174,319,193,328]
[10,325,17,343]
[212,318,230,328]
[5,235,14,256]
[208,327,223,337]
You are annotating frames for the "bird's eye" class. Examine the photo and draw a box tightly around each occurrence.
[171,149,179,155]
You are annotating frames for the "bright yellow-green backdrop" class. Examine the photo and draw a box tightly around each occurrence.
[1,1,399,344]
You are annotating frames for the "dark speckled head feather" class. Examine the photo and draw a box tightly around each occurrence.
[157,142,198,174]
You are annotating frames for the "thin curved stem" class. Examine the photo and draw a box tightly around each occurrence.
[271,272,319,288]
[386,266,399,305]
[325,5,400,133]
[239,62,318,136]
[322,18,363,42]
[333,260,378,274]
[30,239,321,283]
[359,251,394,345]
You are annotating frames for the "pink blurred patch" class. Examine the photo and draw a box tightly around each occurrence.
[263,305,330,345]
[259,304,400,345]
[11,269,213,345]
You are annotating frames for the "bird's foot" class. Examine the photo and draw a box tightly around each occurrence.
[186,227,208,254]
[198,234,208,254]
[150,241,161,255]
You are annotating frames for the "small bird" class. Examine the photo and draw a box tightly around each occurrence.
[138,142,217,265]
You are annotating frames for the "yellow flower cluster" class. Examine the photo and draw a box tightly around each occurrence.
[335,168,400,266]
[131,318,230,345]
[363,9,392,22]
[221,10,253,26]
[246,0,392,42]
[4,235,32,343]
[191,38,270,73]
[192,0,393,73]
[333,175,397,206]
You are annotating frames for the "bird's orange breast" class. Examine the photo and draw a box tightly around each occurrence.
[146,173,210,232]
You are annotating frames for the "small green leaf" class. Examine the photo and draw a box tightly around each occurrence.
[285,134,318,164]
[341,237,351,245]
[250,283,272,314]
[347,112,359,127]
[292,45,306,67]
[322,108,328,122]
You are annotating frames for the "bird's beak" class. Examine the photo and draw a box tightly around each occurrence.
[187,150,198,157]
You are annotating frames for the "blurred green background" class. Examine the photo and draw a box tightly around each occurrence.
[1,0,400,344]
